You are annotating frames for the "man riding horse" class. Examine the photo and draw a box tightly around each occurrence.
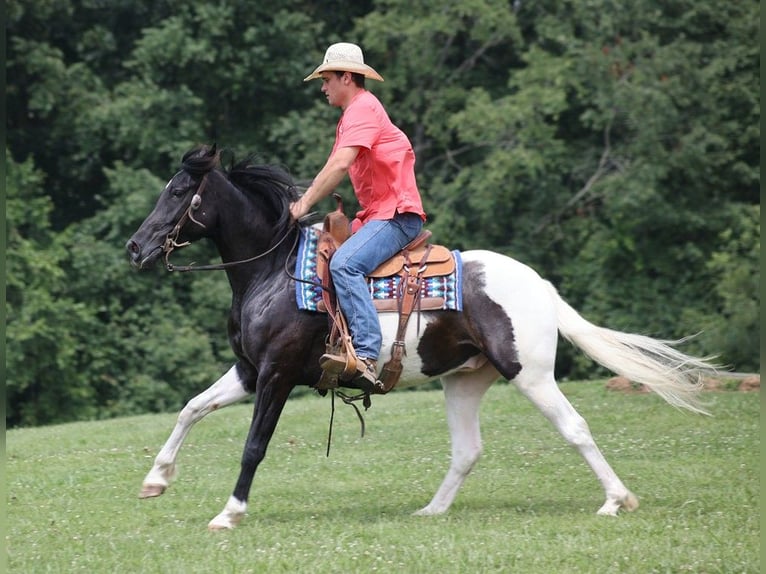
[288,42,427,393]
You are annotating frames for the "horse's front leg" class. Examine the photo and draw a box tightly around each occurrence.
[208,377,294,530]
[139,364,251,498]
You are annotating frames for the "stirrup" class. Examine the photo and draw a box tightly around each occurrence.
[320,354,381,394]
[319,352,357,380]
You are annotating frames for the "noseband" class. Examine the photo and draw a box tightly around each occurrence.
[162,171,299,273]
[163,173,210,258]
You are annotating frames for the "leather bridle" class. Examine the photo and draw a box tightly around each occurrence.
[162,172,299,273]
[162,173,211,262]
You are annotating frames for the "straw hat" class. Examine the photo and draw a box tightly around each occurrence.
[303,42,384,82]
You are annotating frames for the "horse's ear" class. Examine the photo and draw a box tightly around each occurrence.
[220,147,235,172]
[208,143,218,157]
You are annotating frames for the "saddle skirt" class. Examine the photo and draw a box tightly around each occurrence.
[294,225,463,313]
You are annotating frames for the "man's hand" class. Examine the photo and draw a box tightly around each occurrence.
[289,198,307,221]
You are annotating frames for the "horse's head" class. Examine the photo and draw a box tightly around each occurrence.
[127,144,300,271]
[126,145,223,270]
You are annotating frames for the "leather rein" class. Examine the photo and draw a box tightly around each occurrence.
[162,172,299,273]
[160,173,366,448]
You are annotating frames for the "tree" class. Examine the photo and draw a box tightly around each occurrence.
[683,204,760,372]
[62,162,238,419]
[370,0,760,375]
[6,0,180,226]
[5,0,759,426]
[6,152,95,426]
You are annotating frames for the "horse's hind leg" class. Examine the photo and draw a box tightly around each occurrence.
[415,360,498,516]
[513,370,638,515]
[139,364,251,498]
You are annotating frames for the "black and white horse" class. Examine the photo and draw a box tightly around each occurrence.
[126,145,717,530]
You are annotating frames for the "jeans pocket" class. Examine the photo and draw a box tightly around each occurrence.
[394,211,423,241]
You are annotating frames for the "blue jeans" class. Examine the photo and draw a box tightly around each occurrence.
[330,212,423,360]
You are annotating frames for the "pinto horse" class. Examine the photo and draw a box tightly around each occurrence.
[126,145,717,530]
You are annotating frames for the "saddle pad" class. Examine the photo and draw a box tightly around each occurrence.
[295,226,463,313]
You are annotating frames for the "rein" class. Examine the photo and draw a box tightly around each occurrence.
[165,226,299,273]
[325,390,370,457]
[160,177,369,448]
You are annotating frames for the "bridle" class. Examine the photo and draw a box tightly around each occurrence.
[160,170,369,441]
[162,171,299,273]
[162,173,211,263]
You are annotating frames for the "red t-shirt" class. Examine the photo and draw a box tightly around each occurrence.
[332,90,426,229]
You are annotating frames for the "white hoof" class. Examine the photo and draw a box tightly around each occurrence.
[412,505,446,517]
[140,465,176,499]
[138,483,167,499]
[597,492,639,516]
[622,492,639,511]
[207,518,237,531]
[208,496,247,530]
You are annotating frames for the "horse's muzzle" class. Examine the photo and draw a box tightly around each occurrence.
[126,239,162,270]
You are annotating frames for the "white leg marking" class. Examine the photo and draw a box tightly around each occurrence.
[208,496,248,531]
[139,365,250,498]
[414,361,498,516]
[513,372,638,515]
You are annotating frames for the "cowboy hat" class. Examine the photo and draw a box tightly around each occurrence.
[303,42,384,82]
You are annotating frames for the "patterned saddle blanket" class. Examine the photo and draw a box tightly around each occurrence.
[294,226,463,313]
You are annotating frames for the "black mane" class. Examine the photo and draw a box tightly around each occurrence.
[182,145,300,232]
[180,145,219,176]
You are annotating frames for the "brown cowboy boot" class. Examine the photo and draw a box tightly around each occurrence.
[319,352,358,380]
[354,358,381,392]
[319,354,381,394]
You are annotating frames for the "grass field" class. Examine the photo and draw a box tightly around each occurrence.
[7,381,760,573]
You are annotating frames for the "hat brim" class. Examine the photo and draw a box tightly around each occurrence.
[304,61,384,82]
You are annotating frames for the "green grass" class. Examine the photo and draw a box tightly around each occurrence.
[7,382,760,573]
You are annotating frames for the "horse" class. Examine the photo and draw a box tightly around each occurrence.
[126,144,718,530]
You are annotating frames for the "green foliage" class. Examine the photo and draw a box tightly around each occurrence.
[682,204,760,371]
[5,0,759,425]
[5,152,96,425]
[61,163,236,419]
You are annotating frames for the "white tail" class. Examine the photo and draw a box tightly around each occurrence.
[546,282,718,415]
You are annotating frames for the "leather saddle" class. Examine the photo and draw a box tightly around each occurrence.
[315,202,455,314]
[313,195,456,395]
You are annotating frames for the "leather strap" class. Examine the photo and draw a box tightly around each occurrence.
[377,245,433,393]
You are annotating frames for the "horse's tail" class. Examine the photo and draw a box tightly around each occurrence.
[545,281,718,415]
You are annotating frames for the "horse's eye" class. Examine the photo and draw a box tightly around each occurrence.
[169,186,187,198]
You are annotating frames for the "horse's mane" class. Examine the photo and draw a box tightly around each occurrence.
[181,145,220,176]
[181,145,299,232]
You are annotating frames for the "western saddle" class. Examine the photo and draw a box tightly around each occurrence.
[313,195,454,395]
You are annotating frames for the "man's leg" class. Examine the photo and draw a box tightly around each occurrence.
[327,213,422,383]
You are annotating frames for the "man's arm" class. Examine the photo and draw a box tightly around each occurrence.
[290,146,359,220]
